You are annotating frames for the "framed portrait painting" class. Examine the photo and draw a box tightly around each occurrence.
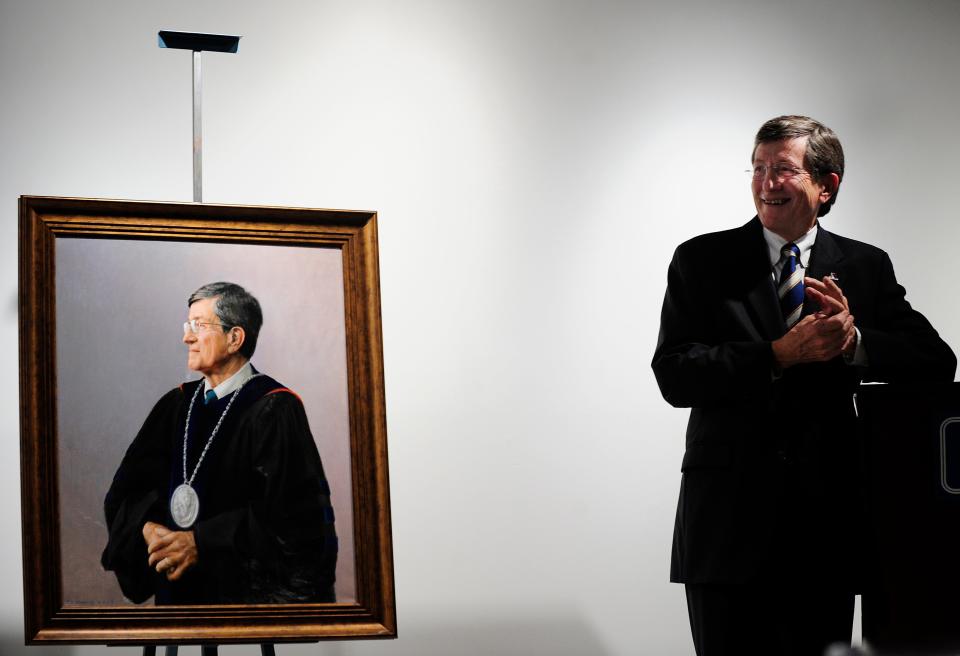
[18,196,396,644]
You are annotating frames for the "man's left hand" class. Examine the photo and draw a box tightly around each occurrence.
[145,523,199,581]
[805,276,857,356]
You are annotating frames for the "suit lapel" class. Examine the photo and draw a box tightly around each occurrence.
[739,218,785,340]
[804,225,845,316]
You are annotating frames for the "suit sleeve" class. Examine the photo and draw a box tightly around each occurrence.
[857,250,956,382]
[651,246,777,408]
[101,391,178,603]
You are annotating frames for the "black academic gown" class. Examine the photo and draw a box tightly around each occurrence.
[101,372,338,604]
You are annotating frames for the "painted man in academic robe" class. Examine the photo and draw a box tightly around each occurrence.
[101,282,337,604]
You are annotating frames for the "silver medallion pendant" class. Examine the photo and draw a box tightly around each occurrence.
[170,483,200,528]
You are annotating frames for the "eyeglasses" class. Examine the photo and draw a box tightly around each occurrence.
[748,164,811,182]
[183,319,229,335]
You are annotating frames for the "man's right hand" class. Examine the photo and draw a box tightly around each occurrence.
[772,311,854,368]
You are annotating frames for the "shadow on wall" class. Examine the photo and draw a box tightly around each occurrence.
[0,630,81,656]
[0,612,611,656]
[361,612,612,656]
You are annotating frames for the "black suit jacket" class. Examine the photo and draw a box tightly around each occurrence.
[652,217,956,587]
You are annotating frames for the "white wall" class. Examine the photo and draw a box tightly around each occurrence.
[2,1,958,654]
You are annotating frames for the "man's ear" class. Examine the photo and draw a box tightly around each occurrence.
[820,172,840,202]
[227,326,246,354]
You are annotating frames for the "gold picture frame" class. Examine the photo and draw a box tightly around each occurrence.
[18,196,396,644]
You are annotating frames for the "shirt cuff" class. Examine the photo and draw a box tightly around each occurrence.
[844,327,868,366]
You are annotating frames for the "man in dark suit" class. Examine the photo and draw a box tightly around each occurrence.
[651,115,956,655]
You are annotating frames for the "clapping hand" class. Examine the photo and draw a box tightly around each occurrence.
[772,275,856,368]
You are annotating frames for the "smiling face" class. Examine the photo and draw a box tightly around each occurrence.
[752,137,836,242]
[183,297,240,380]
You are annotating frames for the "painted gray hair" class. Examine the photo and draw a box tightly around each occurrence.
[187,282,263,359]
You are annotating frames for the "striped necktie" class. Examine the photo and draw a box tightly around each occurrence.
[778,243,804,328]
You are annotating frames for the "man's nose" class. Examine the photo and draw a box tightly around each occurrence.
[183,330,195,344]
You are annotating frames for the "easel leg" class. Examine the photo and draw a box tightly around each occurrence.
[141,647,178,656]
[141,643,275,655]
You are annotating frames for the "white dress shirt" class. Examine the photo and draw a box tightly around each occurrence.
[203,361,255,400]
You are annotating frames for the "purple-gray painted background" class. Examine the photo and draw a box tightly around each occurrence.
[55,237,355,604]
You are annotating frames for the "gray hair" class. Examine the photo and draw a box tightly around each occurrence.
[187,282,263,359]
[753,115,845,217]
